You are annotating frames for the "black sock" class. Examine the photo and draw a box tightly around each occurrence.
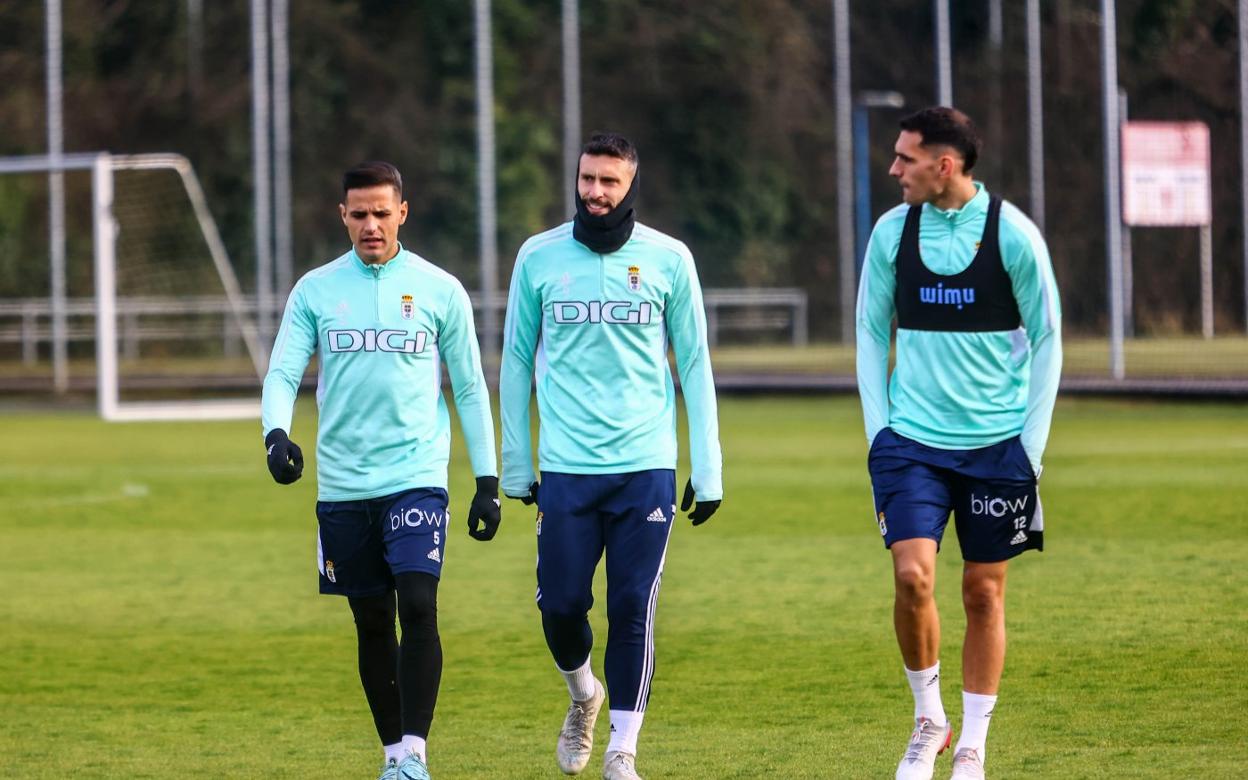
[348,592,402,746]
[395,572,441,739]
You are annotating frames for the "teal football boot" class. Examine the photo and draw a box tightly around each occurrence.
[397,752,431,780]
[377,757,400,780]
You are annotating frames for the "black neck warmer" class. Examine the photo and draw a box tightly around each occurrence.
[572,171,639,254]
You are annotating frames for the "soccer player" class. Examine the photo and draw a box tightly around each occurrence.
[856,108,1062,780]
[261,161,501,780]
[499,133,723,780]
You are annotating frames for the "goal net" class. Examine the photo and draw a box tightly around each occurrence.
[0,153,266,420]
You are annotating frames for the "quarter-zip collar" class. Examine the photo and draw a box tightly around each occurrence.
[350,242,407,278]
[928,182,989,226]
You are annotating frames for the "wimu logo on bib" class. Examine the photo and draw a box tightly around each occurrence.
[919,283,976,311]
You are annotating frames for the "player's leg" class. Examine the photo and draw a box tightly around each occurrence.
[891,539,953,780]
[394,572,440,779]
[949,560,1007,780]
[317,498,408,777]
[868,430,956,780]
[961,561,1008,694]
[380,488,452,780]
[600,469,676,779]
[948,435,1040,779]
[536,472,607,775]
[347,592,404,769]
[892,538,941,674]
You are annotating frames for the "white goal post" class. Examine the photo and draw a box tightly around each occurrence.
[0,152,265,421]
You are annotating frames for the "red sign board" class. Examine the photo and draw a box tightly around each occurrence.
[1121,122,1211,227]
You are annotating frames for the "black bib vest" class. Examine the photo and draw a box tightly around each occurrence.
[894,195,1021,332]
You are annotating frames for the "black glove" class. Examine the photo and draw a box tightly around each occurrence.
[265,429,303,485]
[507,481,540,506]
[681,479,720,526]
[467,476,502,541]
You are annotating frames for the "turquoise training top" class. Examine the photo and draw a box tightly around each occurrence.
[856,183,1063,474]
[261,246,497,501]
[499,222,723,501]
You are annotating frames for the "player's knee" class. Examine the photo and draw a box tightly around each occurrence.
[539,591,593,621]
[605,591,649,625]
[395,572,439,627]
[894,563,935,603]
[348,594,396,638]
[540,604,591,633]
[962,577,1004,618]
[542,609,589,643]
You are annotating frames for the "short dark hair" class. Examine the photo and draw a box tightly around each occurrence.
[342,161,403,196]
[582,133,638,167]
[899,107,981,173]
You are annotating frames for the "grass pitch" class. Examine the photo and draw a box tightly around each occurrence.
[1,396,1245,778]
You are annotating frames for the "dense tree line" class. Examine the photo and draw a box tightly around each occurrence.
[0,0,1242,336]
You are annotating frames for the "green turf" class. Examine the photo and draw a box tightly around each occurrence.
[2,397,1246,778]
[709,336,1248,378]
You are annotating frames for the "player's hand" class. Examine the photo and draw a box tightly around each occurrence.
[467,476,502,541]
[681,479,721,526]
[265,429,303,485]
[507,481,540,506]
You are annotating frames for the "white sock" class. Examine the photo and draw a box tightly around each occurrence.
[401,735,426,763]
[606,709,644,755]
[557,657,597,702]
[955,691,997,760]
[383,742,406,764]
[905,662,947,726]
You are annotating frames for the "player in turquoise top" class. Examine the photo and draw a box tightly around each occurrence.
[261,162,501,780]
[500,134,723,780]
[856,108,1061,780]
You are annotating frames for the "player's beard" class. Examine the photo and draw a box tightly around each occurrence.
[572,172,639,254]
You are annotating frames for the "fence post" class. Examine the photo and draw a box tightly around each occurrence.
[794,295,808,347]
[1201,224,1214,339]
[123,309,139,361]
[223,310,240,359]
[21,304,37,364]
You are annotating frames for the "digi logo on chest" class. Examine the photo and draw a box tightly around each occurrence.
[328,329,429,353]
[551,300,654,325]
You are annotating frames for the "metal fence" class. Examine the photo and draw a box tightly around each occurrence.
[0,288,809,392]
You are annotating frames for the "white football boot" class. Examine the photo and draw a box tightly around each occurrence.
[949,747,985,780]
[602,750,642,780]
[556,677,606,774]
[895,717,953,780]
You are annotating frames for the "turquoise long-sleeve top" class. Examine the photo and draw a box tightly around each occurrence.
[261,246,497,501]
[499,222,723,500]
[856,183,1063,474]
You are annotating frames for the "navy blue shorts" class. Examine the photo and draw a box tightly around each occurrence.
[867,428,1043,563]
[315,487,449,597]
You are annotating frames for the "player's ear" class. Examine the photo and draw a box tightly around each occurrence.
[619,162,637,190]
[339,203,348,226]
[398,200,409,225]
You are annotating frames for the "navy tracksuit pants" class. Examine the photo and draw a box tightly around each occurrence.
[535,469,676,712]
